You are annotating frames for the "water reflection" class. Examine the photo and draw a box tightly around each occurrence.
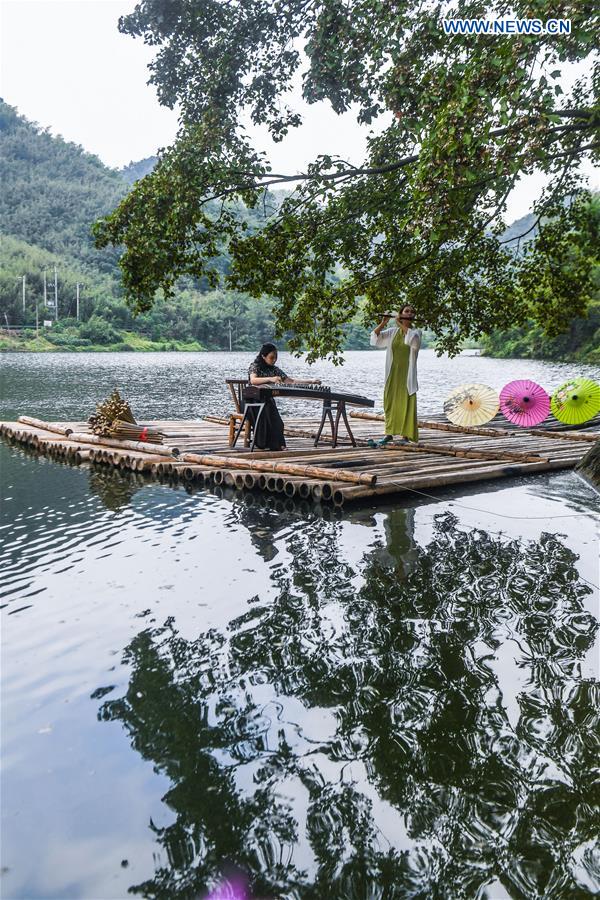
[88,467,144,512]
[96,512,599,899]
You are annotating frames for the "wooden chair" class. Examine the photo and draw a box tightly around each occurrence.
[225,378,251,447]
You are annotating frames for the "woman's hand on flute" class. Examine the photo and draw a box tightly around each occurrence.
[374,315,391,335]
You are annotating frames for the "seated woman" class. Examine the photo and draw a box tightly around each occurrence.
[247,342,320,450]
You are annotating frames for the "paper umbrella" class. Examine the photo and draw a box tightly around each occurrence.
[443,384,499,427]
[499,379,550,427]
[550,378,600,425]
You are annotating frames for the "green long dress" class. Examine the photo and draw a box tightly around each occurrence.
[383,330,418,441]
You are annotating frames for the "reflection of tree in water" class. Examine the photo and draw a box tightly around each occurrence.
[88,467,143,511]
[97,512,599,899]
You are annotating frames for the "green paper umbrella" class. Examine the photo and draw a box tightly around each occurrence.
[550,378,600,425]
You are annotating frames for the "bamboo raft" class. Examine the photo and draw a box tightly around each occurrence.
[1,412,597,507]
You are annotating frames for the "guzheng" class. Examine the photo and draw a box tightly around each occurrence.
[233,383,375,450]
[242,383,374,407]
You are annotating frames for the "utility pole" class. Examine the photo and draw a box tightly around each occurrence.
[35,292,39,337]
[43,269,47,308]
[54,265,58,321]
[76,283,81,320]
[228,319,233,351]
[22,275,26,314]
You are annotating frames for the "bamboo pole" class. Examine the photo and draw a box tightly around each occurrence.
[348,409,599,442]
[134,454,174,471]
[382,443,547,464]
[334,456,577,503]
[311,482,333,501]
[181,452,377,485]
[526,428,599,442]
[67,432,179,457]
[279,477,311,498]
[180,465,213,481]
[349,409,511,436]
[17,416,74,436]
[266,475,285,492]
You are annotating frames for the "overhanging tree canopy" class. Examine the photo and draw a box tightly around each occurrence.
[93,0,599,359]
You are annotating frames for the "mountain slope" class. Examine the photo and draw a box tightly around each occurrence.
[0,100,126,275]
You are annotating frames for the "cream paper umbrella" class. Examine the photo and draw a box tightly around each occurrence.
[444,383,500,427]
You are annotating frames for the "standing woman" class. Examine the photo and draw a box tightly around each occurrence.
[369,306,422,446]
[247,342,320,451]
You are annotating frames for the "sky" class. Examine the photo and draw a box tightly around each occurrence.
[1,0,597,221]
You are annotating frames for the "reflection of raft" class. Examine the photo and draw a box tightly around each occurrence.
[1,413,596,507]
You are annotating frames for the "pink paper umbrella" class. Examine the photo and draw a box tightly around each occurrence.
[499,379,550,427]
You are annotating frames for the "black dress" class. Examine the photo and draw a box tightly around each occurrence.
[247,359,288,450]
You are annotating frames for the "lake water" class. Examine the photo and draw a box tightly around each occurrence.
[1,351,599,899]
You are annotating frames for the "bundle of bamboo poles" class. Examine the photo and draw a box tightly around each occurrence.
[109,420,164,444]
[67,431,181,456]
[89,389,137,436]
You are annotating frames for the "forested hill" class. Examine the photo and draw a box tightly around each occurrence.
[121,156,156,184]
[0,101,294,351]
[0,100,126,273]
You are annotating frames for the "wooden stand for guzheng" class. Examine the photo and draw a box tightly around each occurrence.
[312,395,357,448]
[232,384,375,451]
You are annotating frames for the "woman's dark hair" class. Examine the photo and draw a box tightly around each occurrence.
[254,342,278,365]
